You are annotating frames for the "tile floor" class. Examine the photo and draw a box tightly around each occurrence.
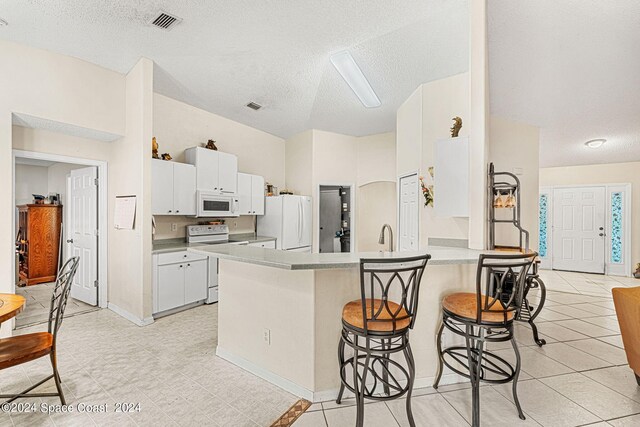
[294,283,640,427]
[15,282,98,328]
[2,304,298,426]
[538,269,639,298]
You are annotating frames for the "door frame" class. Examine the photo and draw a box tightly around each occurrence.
[540,183,632,276]
[397,171,421,252]
[12,149,108,308]
[316,183,356,253]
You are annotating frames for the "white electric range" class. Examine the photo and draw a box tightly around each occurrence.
[186,224,248,303]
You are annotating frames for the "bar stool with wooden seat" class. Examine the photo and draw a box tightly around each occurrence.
[433,252,536,427]
[336,254,430,427]
[0,257,80,404]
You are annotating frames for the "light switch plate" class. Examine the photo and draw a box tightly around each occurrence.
[171,223,177,232]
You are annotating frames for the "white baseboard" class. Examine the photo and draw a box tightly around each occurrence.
[216,346,315,401]
[108,303,154,327]
[216,346,468,403]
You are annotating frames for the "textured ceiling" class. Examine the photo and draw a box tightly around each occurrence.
[0,0,469,139]
[488,0,640,167]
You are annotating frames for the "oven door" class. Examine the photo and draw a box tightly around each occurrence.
[197,193,239,217]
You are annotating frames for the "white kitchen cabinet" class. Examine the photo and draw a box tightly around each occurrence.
[237,172,265,215]
[434,136,469,217]
[152,160,174,215]
[153,251,209,315]
[185,147,238,194]
[173,162,196,215]
[248,240,276,249]
[184,259,208,304]
[156,263,185,312]
[152,159,196,215]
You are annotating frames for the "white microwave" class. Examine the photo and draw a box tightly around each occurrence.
[196,191,239,217]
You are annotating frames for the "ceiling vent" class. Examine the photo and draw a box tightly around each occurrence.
[149,11,182,31]
[246,102,263,111]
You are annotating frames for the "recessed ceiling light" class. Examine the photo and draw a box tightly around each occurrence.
[585,139,606,149]
[330,51,381,108]
[0,18,8,27]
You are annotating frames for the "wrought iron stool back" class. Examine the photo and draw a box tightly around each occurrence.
[358,255,431,335]
[474,252,536,326]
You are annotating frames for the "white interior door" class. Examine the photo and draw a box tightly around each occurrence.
[399,174,419,251]
[552,187,605,274]
[68,167,98,305]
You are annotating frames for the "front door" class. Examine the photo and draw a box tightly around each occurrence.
[398,174,419,251]
[552,186,606,274]
[68,167,98,305]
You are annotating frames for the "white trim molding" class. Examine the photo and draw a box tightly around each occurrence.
[108,302,154,327]
[539,183,633,276]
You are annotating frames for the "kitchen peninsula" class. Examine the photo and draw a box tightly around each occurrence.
[189,244,486,402]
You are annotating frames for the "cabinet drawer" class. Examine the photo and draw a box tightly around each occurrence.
[248,240,276,249]
[157,250,207,265]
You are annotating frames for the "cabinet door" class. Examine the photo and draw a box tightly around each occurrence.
[251,175,265,215]
[184,259,208,304]
[197,148,220,191]
[173,163,196,216]
[237,173,252,215]
[217,152,238,193]
[157,263,185,312]
[152,159,174,215]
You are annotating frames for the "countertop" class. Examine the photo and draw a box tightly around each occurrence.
[187,245,488,270]
[152,234,276,254]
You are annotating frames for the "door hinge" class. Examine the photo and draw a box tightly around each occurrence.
[94,178,99,186]
[94,229,99,236]
[94,280,99,288]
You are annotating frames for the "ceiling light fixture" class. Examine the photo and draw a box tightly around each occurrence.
[330,51,381,108]
[584,138,606,149]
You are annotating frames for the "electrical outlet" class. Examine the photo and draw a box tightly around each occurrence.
[171,223,177,232]
[233,221,238,228]
[263,328,271,345]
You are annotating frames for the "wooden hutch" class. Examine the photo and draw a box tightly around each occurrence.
[16,204,63,286]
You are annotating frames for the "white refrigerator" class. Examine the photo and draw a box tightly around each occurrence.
[257,195,312,251]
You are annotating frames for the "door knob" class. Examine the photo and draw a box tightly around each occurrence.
[599,227,604,231]
[66,239,74,244]
[599,233,604,237]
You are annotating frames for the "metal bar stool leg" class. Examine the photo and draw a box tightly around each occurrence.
[464,325,484,427]
[381,339,391,396]
[527,277,547,346]
[404,340,417,427]
[336,334,346,404]
[510,333,526,420]
[433,322,445,389]
[50,352,66,405]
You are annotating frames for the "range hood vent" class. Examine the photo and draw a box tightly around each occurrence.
[149,11,182,31]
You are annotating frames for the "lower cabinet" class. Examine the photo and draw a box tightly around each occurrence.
[153,251,209,315]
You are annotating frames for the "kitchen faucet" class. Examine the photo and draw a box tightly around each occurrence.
[378,224,394,252]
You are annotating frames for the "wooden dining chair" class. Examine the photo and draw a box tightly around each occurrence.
[0,256,80,404]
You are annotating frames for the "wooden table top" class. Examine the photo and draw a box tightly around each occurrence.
[0,293,26,324]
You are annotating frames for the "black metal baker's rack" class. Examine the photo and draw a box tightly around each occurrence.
[488,162,529,251]
[487,162,546,346]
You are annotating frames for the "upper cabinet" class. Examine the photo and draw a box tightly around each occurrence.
[152,159,196,215]
[434,136,469,217]
[185,147,238,194]
[237,173,265,215]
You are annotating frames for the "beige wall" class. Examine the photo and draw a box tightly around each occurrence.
[540,161,640,267]
[153,94,285,239]
[1,41,127,334]
[285,130,314,196]
[14,164,48,205]
[396,86,423,177]
[108,58,154,321]
[356,132,396,186]
[357,182,397,251]
[489,116,540,251]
